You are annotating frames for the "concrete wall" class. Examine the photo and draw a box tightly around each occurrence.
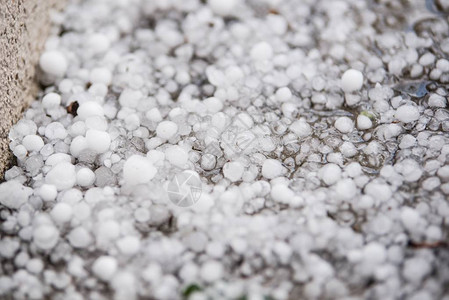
[0,0,65,178]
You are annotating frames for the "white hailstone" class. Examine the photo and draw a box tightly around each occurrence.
[290,120,312,138]
[119,89,143,108]
[403,257,431,283]
[318,163,342,185]
[69,138,87,159]
[134,208,150,223]
[116,236,141,256]
[395,105,420,123]
[275,87,292,102]
[33,224,59,250]
[395,159,422,182]
[97,220,120,241]
[39,50,68,77]
[335,178,357,200]
[165,145,189,168]
[437,166,449,181]
[45,153,72,166]
[45,162,76,190]
[123,155,157,185]
[334,117,354,133]
[437,58,449,72]
[250,42,273,61]
[124,114,140,131]
[273,241,293,264]
[26,259,44,274]
[45,122,67,140]
[262,159,286,179]
[357,115,373,130]
[87,33,110,54]
[364,181,392,202]
[85,116,108,131]
[271,184,294,204]
[13,144,27,159]
[76,168,96,187]
[208,0,237,16]
[22,135,44,152]
[89,68,112,85]
[42,93,61,109]
[362,242,386,265]
[179,263,199,283]
[93,256,118,281]
[39,184,57,201]
[146,108,163,122]
[341,69,364,93]
[419,53,435,66]
[339,141,357,157]
[201,154,216,171]
[0,181,33,209]
[68,227,92,248]
[428,94,447,108]
[77,101,104,120]
[400,207,420,232]
[223,161,245,182]
[203,97,223,113]
[69,121,86,137]
[200,260,224,283]
[50,203,73,223]
[156,120,178,139]
[86,129,111,153]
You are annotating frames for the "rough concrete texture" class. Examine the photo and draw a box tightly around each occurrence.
[0,0,66,178]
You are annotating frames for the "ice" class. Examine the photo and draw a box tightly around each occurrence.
[22,135,44,152]
[334,117,354,133]
[94,166,116,187]
[45,122,67,140]
[165,145,188,168]
[400,207,421,232]
[290,120,312,138]
[318,164,342,185]
[123,155,157,185]
[250,42,273,61]
[223,161,244,182]
[262,159,286,179]
[39,50,67,77]
[116,236,141,256]
[0,181,32,209]
[25,155,43,176]
[341,69,364,93]
[200,260,223,283]
[2,0,449,298]
[39,184,57,202]
[86,129,111,153]
[403,257,431,283]
[89,68,112,85]
[357,115,373,130]
[156,120,178,140]
[68,227,92,248]
[275,87,292,102]
[395,105,420,123]
[50,203,73,224]
[45,162,76,191]
[77,101,104,120]
[42,93,61,109]
[208,0,237,16]
[33,224,59,250]
[92,256,118,281]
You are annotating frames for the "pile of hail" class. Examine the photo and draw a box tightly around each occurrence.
[1,0,449,299]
